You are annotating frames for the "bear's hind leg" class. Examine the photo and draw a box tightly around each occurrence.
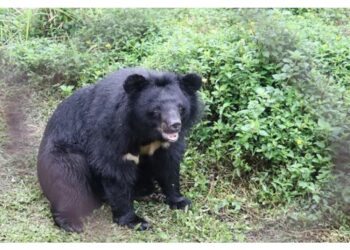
[51,208,84,233]
[38,150,101,233]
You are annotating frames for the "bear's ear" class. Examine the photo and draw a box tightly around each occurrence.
[181,73,202,94]
[124,74,149,94]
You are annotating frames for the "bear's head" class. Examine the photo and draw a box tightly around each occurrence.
[123,71,202,144]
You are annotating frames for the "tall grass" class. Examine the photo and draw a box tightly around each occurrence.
[0,9,80,44]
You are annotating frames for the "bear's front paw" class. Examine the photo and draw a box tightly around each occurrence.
[167,196,192,210]
[114,212,150,231]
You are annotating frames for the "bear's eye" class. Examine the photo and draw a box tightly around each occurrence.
[149,109,161,118]
[179,105,186,115]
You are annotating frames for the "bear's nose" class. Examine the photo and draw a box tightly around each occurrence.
[169,122,182,132]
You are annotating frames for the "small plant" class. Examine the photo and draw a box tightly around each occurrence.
[59,84,74,97]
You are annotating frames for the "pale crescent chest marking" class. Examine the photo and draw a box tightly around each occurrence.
[122,153,139,165]
[140,141,170,156]
[122,141,171,165]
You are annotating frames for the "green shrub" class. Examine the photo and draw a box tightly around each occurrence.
[142,9,333,205]
[30,9,81,39]
[2,38,92,87]
[75,9,159,53]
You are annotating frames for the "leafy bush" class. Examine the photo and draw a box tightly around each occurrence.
[0,9,161,88]
[30,9,82,39]
[74,9,159,52]
[2,38,92,88]
[143,9,334,204]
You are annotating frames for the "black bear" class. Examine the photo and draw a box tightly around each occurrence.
[37,67,202,232]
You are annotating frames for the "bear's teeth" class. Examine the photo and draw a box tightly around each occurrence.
[163,132,178,142]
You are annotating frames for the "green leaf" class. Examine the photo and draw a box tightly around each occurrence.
[258,130,269,136]
[241,124,252,132]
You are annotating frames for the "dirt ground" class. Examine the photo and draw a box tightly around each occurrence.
[0,82,36,192]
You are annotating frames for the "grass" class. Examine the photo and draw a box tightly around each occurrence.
[0,80,349,242]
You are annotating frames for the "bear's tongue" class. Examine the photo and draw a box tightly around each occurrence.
[162,132,179,142]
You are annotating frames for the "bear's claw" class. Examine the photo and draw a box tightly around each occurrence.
[167,196,192,210]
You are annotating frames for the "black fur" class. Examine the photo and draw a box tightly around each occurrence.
[37,68,202,232]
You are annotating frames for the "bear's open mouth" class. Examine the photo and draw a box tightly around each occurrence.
[161,131,179,142]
